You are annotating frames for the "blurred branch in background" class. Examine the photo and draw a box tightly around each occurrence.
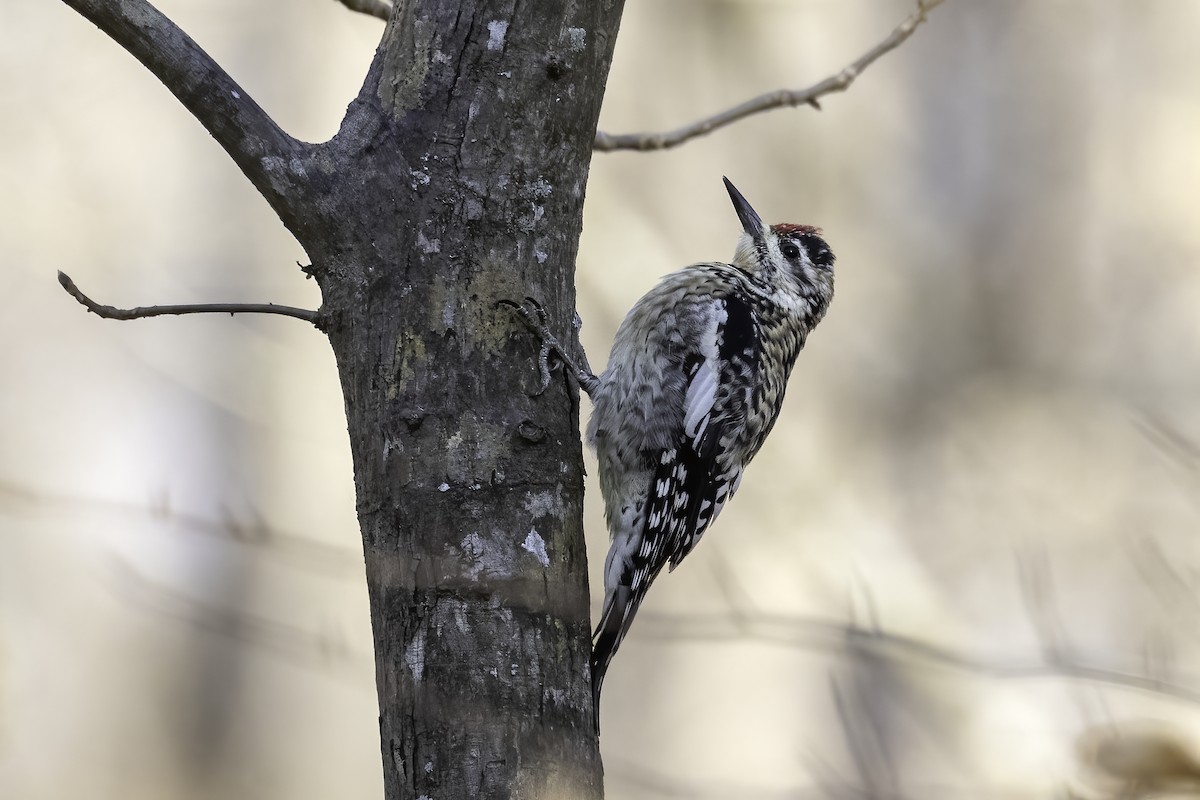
[58,271,322,326]
[0,480,361,579]
[594,0,946,152]
[1129,534,1200,625]
[1017,543,1072,665]
[334,0,391,22]
[608,756,1008,800]
[632,603,1200,706]
[805,660,972,800]
[605,758,812,800]
[107,557,373,685]
[828,671,902,797]
[1133,410,1200,473]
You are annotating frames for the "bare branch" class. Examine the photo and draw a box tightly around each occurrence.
[594,0,946,153]
[58,271,321,326]
[335,0,392,22]
[59,0,308,218]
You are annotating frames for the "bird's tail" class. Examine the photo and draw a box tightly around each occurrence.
[590,584,644,733]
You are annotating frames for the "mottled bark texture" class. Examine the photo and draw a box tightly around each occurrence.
[314,4,623,796]
[59,0,625,797]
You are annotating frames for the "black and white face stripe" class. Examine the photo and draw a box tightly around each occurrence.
[777,230,834,274]
[796,232,834,271]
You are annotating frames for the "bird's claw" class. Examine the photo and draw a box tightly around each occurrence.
[499,297,566,396]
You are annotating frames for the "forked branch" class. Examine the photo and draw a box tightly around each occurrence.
[594,0,946,152]
[59,0,308,216]
[58,272,321,326]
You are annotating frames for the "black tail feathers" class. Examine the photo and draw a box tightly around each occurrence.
[589,585,638,733]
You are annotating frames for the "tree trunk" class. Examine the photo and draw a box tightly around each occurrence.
[300,2,624,797]
[55,0,625,794]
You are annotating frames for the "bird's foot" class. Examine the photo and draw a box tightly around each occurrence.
[499,297,594,396]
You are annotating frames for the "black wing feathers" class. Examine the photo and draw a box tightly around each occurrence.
[667,295,757,568]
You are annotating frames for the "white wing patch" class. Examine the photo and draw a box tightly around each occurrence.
[682,299,727,441]
[683,360,717,438]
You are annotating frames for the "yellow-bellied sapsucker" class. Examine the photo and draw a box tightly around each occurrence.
[505,178,835,727]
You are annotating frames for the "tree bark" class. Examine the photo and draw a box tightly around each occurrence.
[58,0,625,796]
[302,2,625,797]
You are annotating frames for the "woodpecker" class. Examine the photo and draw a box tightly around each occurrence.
[504,177,835,727]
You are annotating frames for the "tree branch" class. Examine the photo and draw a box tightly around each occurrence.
[59,0,308,218]
[594,0,945,153]
[335,0,391,22]
[58,272,321,326]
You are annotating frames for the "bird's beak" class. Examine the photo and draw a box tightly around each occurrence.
[723,177,766,242]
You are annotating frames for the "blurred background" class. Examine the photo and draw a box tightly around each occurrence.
[4,0,1200,797]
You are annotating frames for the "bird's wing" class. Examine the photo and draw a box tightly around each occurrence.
[591,294,758,707]
[617,293,761,590]
[666,293,757,569]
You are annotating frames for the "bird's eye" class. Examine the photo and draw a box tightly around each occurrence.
[781,242,801,259]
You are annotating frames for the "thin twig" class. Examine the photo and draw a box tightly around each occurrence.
[58,271,321,326]
[335,0,391,22]
[594,0,946,152]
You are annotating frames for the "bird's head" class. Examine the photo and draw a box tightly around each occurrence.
[724,177,835,302]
